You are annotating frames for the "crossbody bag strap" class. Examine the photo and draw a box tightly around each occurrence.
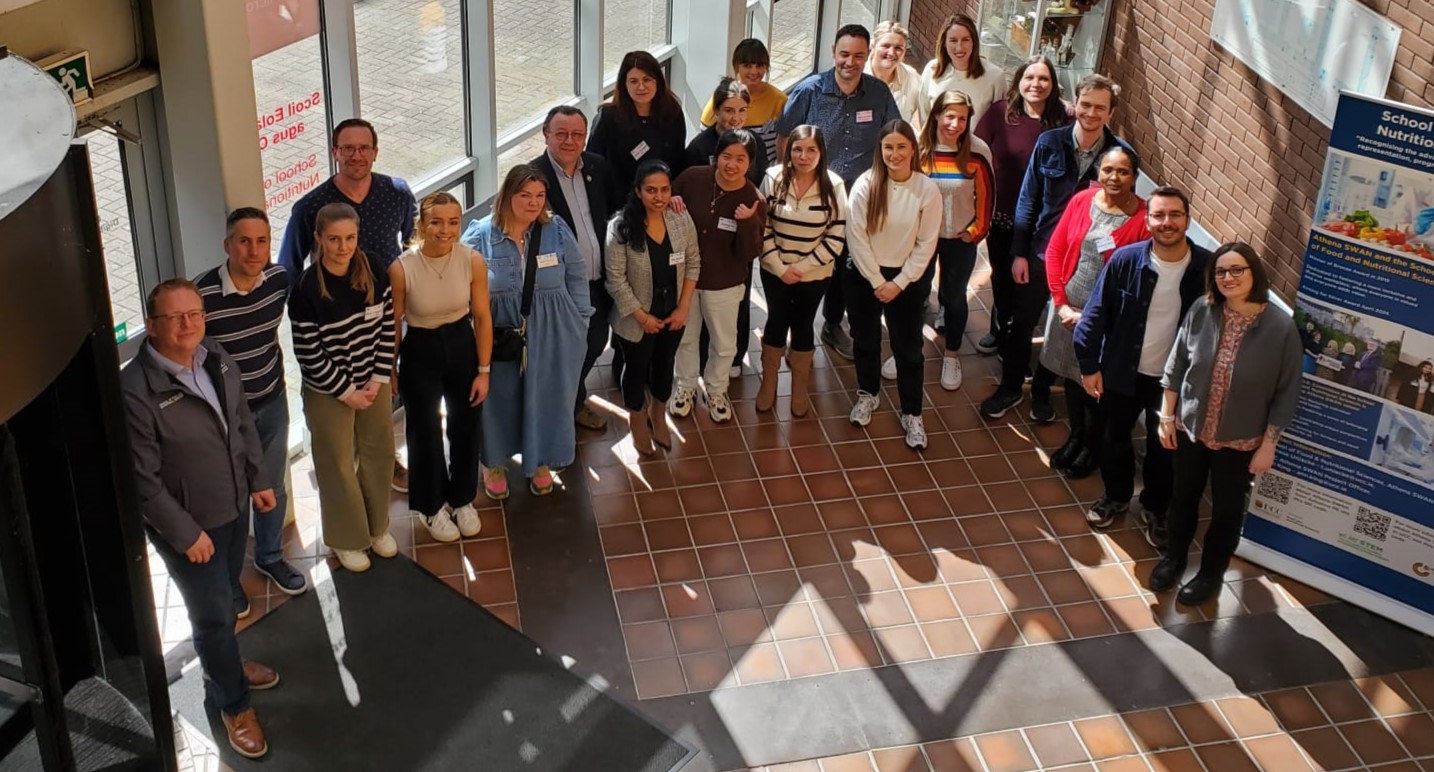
[521,222,541,319]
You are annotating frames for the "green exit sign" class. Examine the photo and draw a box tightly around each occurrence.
[37,50,92,106]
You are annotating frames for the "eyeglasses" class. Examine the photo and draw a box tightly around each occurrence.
[336,145,377,157]
[547,131,584,142]
[150,310,207,324]
[1214,266,1249,279]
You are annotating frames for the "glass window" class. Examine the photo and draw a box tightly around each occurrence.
[494,0,576,135]
[838,0,879,31]
[769,0,820,89]
[84,130,146,345]
[355,0,468,183]
[604,0,670,79]
[495,134,550,188]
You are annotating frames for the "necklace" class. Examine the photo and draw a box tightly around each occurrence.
[421,247,456,280]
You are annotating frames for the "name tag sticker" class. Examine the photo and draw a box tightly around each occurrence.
[537,253,560,269]
[631,140,651,160]
[364,304,383,321]
[1095,235,1117,252]
[856,110,874,124]
[718,217,739,232]
[669,252,686,266]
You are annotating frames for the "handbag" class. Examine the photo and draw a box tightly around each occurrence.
[490,223,542,362]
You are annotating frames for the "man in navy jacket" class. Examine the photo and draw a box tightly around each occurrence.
[1073,187,1210,543]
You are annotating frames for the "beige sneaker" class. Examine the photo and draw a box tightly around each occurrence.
[452,504,482,538]
[334,548,371,573]
[370,532,398,558]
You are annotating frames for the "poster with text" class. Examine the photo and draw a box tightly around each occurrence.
[1240,93,1434,636]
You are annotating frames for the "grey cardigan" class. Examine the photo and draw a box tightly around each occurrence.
[1163,299,1303,443]
[122,339,268,553]
[605,208,702,343]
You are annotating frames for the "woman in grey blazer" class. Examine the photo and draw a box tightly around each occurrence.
[605,159,702,454]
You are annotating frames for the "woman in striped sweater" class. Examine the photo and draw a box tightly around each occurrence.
[288,203,398,573]
[756,125,847,417]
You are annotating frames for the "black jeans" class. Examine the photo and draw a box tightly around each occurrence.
[822,247,850,330]
[617,327,683,409]
[937,238,979,352]
[985,221,1016,341]
[399,319,480,517]
[1167,432,1256,576]
[1065,378,1104,453]
[150,516,250,715]
[1100,373,1172,514]
[701,274,753,370]
[999,254,1055,400]
[577,278,614,413]
[848,262,935,415]
[760,270,830,351]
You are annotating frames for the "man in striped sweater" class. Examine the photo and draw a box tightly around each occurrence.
[195,208,308,597]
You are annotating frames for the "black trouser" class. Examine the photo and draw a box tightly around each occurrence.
[1065,378,1104,453]
[822,247,850,330]
[1167,432,1256,577]
[617,327,683,409]
[985,221,1016,341]
[999,254,1055,400]
[848,262,935,416]
[1100,374,1172,513]
[760,270,830,351]
[150,516,250,715]
[701,274,753,370]
[937,238,978,352]
[577,278,614,413]
[399,319,480,517]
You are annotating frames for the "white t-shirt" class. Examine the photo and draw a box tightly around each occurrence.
[1139,248,1192,376]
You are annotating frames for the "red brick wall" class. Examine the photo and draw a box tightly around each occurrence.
[906,0,978,64]
[906,0,1430,297]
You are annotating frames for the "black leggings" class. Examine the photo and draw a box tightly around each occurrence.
[848,262,935,415]
[1063,379,1103,453]
[760,270,830,351]
[985,220,1016,339]
[617,328,683,410]
[937,238,979,352]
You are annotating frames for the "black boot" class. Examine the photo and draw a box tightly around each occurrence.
[1177,574,1224,606]
[1050,434,1082,471]
[1064,447,1100,479]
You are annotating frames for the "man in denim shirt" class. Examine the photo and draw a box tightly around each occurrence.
[777,24,899,360]
[980,74,1130,422]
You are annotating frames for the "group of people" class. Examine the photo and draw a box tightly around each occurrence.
[120,15,1309,760]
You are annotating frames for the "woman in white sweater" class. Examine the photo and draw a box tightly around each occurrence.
[918,14,1007,128]
[846,119,943,449]
[865,20,924,130]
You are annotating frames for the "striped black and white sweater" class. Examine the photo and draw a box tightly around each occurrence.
[194,263,290,407]
[287,254,395,400]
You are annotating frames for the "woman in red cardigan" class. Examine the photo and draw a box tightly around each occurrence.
[1041,146,1149,478]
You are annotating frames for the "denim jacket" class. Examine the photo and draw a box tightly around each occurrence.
[1012,125,1129,260]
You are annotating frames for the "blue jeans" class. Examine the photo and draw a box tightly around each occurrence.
[250,394,290,566]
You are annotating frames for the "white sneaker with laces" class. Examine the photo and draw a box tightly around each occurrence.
[669,386,696,417]
[881,356,897,380]
[370,532,398,558]
[334,549,371,573]
[849,391,880,426]
[940,356,963,391]
[708,392,733,422]
[453,504,482,538]
[901,414,928,449]
[420,509,461,543]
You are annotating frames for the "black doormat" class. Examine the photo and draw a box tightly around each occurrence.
[170,557,692,771]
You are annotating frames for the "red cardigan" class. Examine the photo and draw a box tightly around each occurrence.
[1044,187,1150,306]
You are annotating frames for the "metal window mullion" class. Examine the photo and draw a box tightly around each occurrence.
[464,0,499,203]
[816,0,839,72]
[577,0,604,113]
[320,0,362,176]
[747,0,771,44]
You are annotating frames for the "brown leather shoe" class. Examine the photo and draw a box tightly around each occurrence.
[243,660,280,690]
[222,708,268,759]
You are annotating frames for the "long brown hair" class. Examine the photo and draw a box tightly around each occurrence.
[865,120,921,234]
[606,50,683,124]
[919,90,974,171]
[408,191,463,250]
[774,125,839,225]
[313,202,375,303]
[932,14,985,80]
[1003,55,1070,128]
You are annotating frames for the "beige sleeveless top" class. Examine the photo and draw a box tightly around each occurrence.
[398,244,475,328]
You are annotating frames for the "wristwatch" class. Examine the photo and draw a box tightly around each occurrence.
[478,365,491,374]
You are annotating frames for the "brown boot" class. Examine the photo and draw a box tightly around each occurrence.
[629,402,654,456]
[649,397,673,449]
[756,343,785,412]
[787,349,815,417]
[222,708,268,759]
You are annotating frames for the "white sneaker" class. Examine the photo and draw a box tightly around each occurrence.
[420,509,460,543]
[940,356,963,391]
[453,503,482,538]
[881,356,897,380]
[669,386,696,417]
[334,549,371,573]
[849,390,880,426]
[901,414,928,449]
[708,392,733,423]
[370,532,398,558]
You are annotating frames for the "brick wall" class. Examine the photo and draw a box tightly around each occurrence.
[906,0,1431,297]
[906,0,977,64]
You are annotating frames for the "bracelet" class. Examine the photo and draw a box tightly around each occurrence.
[478,365,491,374]
[1158,414,1176,424]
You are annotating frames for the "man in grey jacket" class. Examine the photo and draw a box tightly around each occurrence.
[122,278,281,760]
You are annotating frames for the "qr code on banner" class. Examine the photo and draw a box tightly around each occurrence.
[1354,507,1391,543]
[1256,473,1294,505]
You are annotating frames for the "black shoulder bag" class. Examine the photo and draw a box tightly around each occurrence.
[490,223,541,362]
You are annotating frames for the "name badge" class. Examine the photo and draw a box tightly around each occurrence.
[364,304,383,321]
[537,253,560,269]
[1095,235,1117,253]
[631,140,651,160]
[669,251,686,266]
[856,110,874,124]
[718,217,739,232]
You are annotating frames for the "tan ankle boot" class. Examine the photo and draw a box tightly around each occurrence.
[648,397,673,449]
[787,349,815,417]
[756,343,785,412]
[629,402,654,455]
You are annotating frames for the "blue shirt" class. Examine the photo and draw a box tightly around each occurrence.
[1012,126,1128,261]
[276,173,417,274]
[150,342,227,431]
[776,69,900,187]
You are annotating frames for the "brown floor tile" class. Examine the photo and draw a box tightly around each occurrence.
[623,621,677,660]
[1017,539,1070,573]
[689,514,738,546]
[809,472,855,502]
[871,745,931,772]
[679,650,732,692]
[887,463,937,491]
[414,543,464,576]
[901,490,953,521]
[1040,570,1098,606]
[1399,668,1434,710]
[904,586,960,621]
[767,602,822,640]
[875,625,931,663]
[862,494,910,526]
[1100,596,1156,633]
[724,480,772,511]
[818,499,867,530]
[1024,722,1089,767]
[753,449,800,477]
[935,549,988,583]
[1044,505,1092,537]
[460,539,511,572]
[1357,674,1424,717]
[698,544,749,578]
[631,657,686,699]
[1193,741,1261,771]
[1056,602,1115,640]
[922,619,977,658]
[890,554,940,588]
[945,486,995,517]
[861,591,915,629]
[766,476,814,507]
[1389,712,1434,757]
[1311,680,1378,723]
[716,608,771,649]
[967,613,1021,650]
[996,575,1050,612]
[779,636,836,678]
[928,457,977,488]
[820,752,877,771]
[733,509,782,540]
[708,575,761,611]
[592,494,640,526]
[1120,708,1186,753]
[974,544,1031,577]
[834,440,881,469]
[1027,478,1075,507]
[1144,748,1203,772]
[848,558,899,594]
[950,580,1006,616]
[636,489,682,520]
[959,514,1013,547]
[874,523,926,556]
[607,554,658,590]
[826,629,882,670]
[661,580,715,618]
[653,549,704,583]
[1243,734,1315,771]
[644,519,694,551]
[1340,719,1411,765]
[1169,702,1235,745]
[803,564,858,600]
[712,452,760,482]
[615,587,667,623]
[1074,715,1138,760]
[973,730,1037,772]
[703,427,747,455]
[921,737,983,771]
[1261,688,1328,732]
[1096,758,1149,772]
[775,503,826,535]
[680,484,729,516]
[1291,726,1361,770]
[467,569,516,605]
[670,615,725,655]
[670,458,717,488]
[737,538,796,574]
[1013,608,1069,643]
[788,533,839,567]
[794,444,841,473]
[1062,534,1113,567]
[1216,695,1282,738]
[753,569,803,607]
[984,482,1036,513]
[849,468,897,498]
[732,642,787,684]
[600,523,649,556]
[485,602,520,630]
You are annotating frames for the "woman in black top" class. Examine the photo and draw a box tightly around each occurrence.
[589,50,688,188]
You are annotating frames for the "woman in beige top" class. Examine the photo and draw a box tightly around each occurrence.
[390,191,492,543]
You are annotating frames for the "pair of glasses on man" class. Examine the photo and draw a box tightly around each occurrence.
[150,310,207,324]
[1215,266,1249,279]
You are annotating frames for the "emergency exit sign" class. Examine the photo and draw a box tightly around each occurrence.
[37,50,92,105]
